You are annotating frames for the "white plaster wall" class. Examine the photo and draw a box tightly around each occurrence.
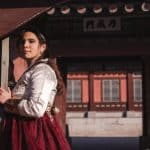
[66,111,142,137]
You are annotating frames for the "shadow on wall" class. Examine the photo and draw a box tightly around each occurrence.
[71,137,140,150]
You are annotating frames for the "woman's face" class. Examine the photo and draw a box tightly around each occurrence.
[21,31,46,62]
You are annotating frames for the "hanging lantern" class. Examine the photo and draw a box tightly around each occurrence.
[124,4,134,13]
[93,4,103,14]
[47,7,55,15]
[109,4,118,14]
[141,2,150,12]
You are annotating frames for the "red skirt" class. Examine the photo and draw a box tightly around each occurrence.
[0,113,71,150]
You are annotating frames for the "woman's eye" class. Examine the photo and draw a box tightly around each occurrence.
[29,40,35,43]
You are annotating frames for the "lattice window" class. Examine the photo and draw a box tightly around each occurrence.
[133,79,142,102]
[67,79,82,102]
[102,79,120,102]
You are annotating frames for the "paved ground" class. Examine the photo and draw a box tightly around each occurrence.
[70,137,139,150]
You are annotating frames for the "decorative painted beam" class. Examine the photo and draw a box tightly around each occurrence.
[46,2,150,15]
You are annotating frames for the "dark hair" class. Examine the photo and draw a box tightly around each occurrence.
[48,59,65,95]
[18,27,47,45]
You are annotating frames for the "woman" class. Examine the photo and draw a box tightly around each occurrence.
[0,28,71,150]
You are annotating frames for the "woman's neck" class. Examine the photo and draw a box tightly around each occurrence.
[27,57,40,66]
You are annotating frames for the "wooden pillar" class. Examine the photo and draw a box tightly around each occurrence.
[127,73,133,111]
[88,73,94,111]
[0,37,9,89]
[140,56,150,149]
[0,37,9,119]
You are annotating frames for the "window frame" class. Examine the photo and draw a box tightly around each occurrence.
[102,79,120,102]
[67,79,82,103]
[133,78,142,102]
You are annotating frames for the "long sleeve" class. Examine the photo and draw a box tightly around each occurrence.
[17,64,57,118]
[4,98,20,114]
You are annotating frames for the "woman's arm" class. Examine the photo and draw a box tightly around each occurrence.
[0,87,20,114]
[4,98,20,114]
[0,87,11,104]
[17,64,57,118]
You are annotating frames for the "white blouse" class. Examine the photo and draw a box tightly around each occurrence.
[12,60,57,118]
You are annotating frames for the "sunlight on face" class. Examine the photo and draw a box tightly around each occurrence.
[21,31,46,63]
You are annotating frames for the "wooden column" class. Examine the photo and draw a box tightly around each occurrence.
[140,56,150,149]
[127,73,133,111]
[0,37,9,119]
[88,73,94,111]
[1,37,9,89]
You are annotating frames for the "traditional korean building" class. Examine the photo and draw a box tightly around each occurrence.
[1,0,150,149]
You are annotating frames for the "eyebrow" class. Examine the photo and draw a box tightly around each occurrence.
[23,38,36,41]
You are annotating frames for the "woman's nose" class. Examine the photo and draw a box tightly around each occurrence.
[23,41,29,48]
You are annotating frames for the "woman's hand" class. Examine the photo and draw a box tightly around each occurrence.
[0,87,11,104]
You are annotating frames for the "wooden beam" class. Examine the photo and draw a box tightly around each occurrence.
[1,37,9,90]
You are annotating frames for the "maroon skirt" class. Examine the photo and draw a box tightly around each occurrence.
[0,113,71,150]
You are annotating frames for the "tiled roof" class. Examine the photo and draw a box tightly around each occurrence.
[0,7,51,39]
[0,0,69,39]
